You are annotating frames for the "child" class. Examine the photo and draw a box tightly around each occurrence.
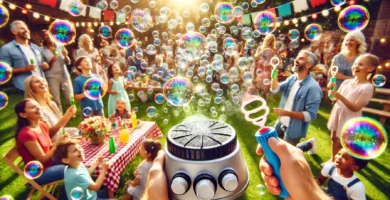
[73,56,105,119]
[316,148,368,200]
[54,139,110,200]
[121,139,162,200]
[326,54,378,163]
[107,62,131,115]
[109,98,132,120]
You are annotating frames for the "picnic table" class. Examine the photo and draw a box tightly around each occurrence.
[80,121,163,192]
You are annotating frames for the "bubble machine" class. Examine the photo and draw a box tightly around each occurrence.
[164,120,249,200]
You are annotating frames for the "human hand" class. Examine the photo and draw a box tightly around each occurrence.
[26,65,37,72]
[53,133,70,147]
[327,81,336,90]
[101,162,110,171]
[65,106,77,117]
[114,91,120,95]
[125,180,133,187]
[96,156,104,164]
[273,108,290,117]
[328,90,340,100]
[256,137,328,199]
[41,62,50,70]
[62,47,68,56]
[51,56,59,62]
[143,150,168,200]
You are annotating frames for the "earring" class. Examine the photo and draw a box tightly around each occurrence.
[145,151,147,154]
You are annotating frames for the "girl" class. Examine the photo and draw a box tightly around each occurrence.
[109,98,132,120]
[15,99,68,185]
[24,75,77,142]
[121,139,162,200]
[327,54,378,163]
[107,62,131,116]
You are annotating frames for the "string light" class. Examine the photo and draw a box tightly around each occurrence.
[81,22,85,27]
[301,16,308,23]
[44,16,50,21]
[322,10,329,17]
[380,38,386,43]
[311,13,318,19]
[292,18,298,24]
[32,12,40,19]
[76,22,80,27]
[334,6,341,12]
[283,20,289,26]
[25,4,32,9]
[9,3,16,10]
[21,9,27,14]
[93,22,98,26]
[110,21,114,26]
[87,22,92,27]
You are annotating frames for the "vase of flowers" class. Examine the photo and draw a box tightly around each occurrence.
[78,116,112,145]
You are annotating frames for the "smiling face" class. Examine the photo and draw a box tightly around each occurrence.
[62,144,85,165]
[12,22,30,40]
[292,52,310,73]
[344,35,359,52]
[111,64,121,74]
[334,149,358,171]
[77,57,92,72]
[351,56,374,77]
[30,76,48,94]
[116,99,126,111]
[19,100,42,121]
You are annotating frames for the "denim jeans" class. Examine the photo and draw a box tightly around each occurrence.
[275,121,312,152]
[34,164,66,185]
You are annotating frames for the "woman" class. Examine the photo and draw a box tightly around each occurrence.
[329,30,367,90]
[254,34,277,95]
[40,29,72,112]
[24,75,76,142]
[15,99,68,185]
[75,34,103,78]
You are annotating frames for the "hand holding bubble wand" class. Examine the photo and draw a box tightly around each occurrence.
[30,58,37,72]
[328,66,338,100]
[241,95,290,198]
[270,56,280,79]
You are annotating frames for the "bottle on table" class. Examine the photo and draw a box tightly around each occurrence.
[131,108,137,129]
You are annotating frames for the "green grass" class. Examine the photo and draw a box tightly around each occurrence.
[0,92,389,200]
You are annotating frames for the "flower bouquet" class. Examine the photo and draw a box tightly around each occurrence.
[78,116,112,145]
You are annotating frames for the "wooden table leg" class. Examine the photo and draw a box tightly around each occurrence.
[380,104,389,125]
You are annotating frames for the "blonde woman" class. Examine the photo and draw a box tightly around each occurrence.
[24,75,76,142]
[254,34,277,94]
[75,34,102,76]
[329,30,367,89]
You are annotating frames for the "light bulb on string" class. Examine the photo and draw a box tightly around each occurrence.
[33,12,40,19]
[81,22,85,27]
[110,21,114,26]
[292,18,298,24]
[301,16,308,22]
[322,10,329,17]
[334,6,341,12]
[311,13,318,20]
[25,4,32,9]
[44,16,50,21]
[21,9,28,14]
[9,3,16,10]
[94,22,98,26]
[87,22,92,27]
[76,22,80,27]
[284,20,289,26]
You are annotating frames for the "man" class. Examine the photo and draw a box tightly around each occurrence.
[125,41,144,74]
[0,20,49,91]
[270,50,322,152]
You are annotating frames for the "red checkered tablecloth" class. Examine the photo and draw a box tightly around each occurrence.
[80,121,163,192]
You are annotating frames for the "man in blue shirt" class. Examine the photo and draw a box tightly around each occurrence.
[0,20,49,91]
[271,50,323,152]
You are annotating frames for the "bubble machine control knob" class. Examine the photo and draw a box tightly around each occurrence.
[171,173,191,195]
[194,173,217,200]
[218,169,239,191]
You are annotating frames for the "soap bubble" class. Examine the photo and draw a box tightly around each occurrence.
[193,76,199,82]
[372,74,386,87]
[288,29,300,40]
[129,94,135,101]
[168,19,178,29]
[146,106,157,117]
[83,78,106,100]
[243,72,253,82]
[135,52,143,60]
[186,70,194,77]
[200,3,209,12]
[254,11,277,35]
[134,107,138,112]
[198,99,205,107]
[115,28,135,48]
[146,45,157,55]
[214,3,234,24]
[153,38,161,46]
[256,184,266,195]
[147,88,153,94]
[219,114,227,121]
[98,25,112,39]
[0,92,8,110]
[231,84,239,92]
[182,10,190,18]
[48,20,76,45]
[279,34,285,40]
[123,5,132,13]
[130,9,153,33]
[241,2,249,10]
[289,40,299,49]
[96,1,108,10]
[164,108,168,113]
[0,195,14,200]
[212,83,220,91]
[210,107,216,112]
[220,73,230,84]
[216,89,224,96]
[70,187,84,200]
[159,7,171,17]
[82,107,92,117]
[163,77,194,106]
[338,5,369,32]
[67,0,85,17]
[214,97,222,104]
[149,0,156,8]
[197,67,206,77]
[331,0,346,6]
[233,6,243,17]
[202,18,211,27]
[304,24,323,41]
[341,117,388,160]
[163,119,168,124]
[199,26,207,33]
[24,161,43,179]
[252,30,261,38]
[0,62,12,84]
[109,0,118,9]
[206,75,212,83]
[229,67,239,77]
[186,22,195,32]
[212,111,218,117]
[0,5,10,28]
[154,93,165,104]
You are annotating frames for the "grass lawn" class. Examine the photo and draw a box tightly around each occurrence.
[0,91,389,199]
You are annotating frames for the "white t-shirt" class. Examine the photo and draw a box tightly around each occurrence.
[280,79,301,126]
[321,163,366,200]
[19,44,42,77]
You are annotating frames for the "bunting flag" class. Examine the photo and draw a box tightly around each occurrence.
[241,14,251,26]
[103,10,115,21]
[278,3,292,17]
[292,0,309,13]
[59,0,69,11]
[310,0,327,8]
[89,6,101,20]
[116,12,126,23]
[250,11,261,23]
[39,0,57,8]
[265,8,277,16]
